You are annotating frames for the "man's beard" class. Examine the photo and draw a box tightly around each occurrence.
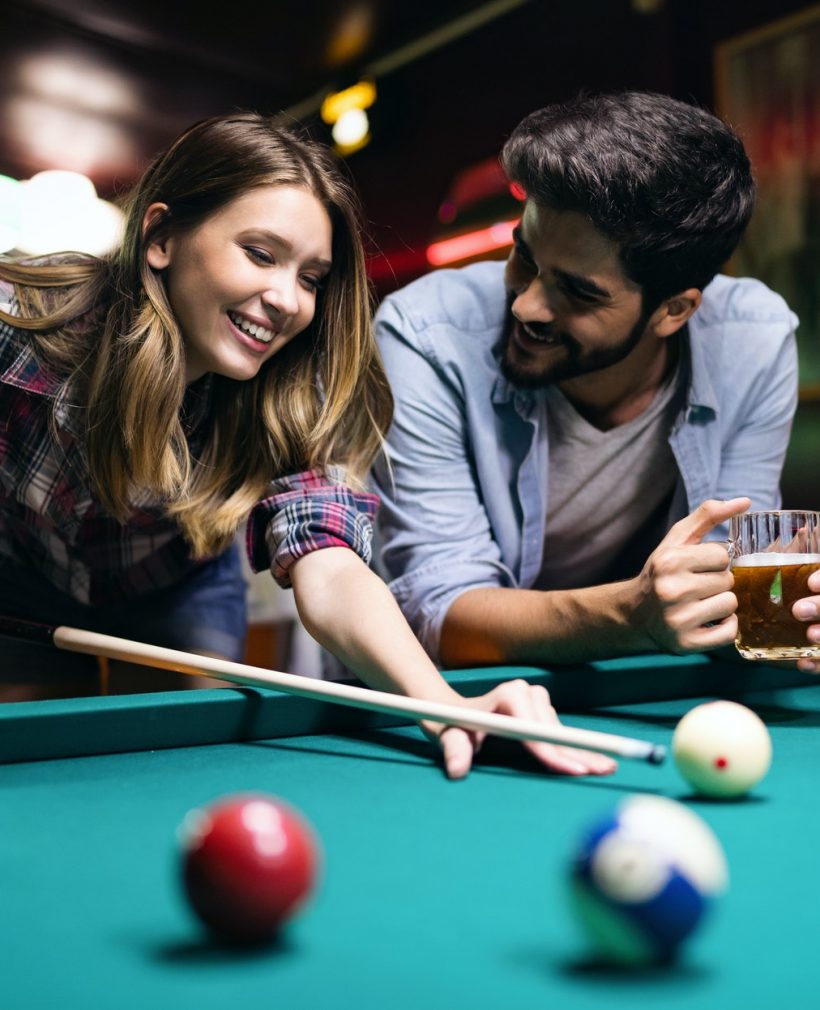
[499,299,652,390]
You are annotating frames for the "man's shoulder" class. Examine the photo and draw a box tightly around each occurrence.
[376,261,507,336]
[695,274,795,329]
[687,275,798,404]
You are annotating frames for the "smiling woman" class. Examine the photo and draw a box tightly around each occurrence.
[0,111,608,781]
[0,112,386,673]
[144,186,333,384]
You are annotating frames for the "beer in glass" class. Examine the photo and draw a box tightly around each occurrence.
[730,510,820,660]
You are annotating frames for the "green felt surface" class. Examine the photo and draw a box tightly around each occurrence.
[1,663,820,1009]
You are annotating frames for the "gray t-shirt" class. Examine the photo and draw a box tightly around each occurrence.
[535,362,686,591]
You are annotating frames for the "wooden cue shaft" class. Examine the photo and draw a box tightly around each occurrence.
[36,624,666,764]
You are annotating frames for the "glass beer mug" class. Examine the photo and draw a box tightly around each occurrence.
[729,510,820,660]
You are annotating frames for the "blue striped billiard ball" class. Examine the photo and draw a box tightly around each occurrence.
[569,795,727,965]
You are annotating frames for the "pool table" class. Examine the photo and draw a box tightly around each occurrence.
[1,651,819,1010]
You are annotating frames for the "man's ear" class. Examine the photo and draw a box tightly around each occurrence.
[143,202,172,270]
[648,288,702,338]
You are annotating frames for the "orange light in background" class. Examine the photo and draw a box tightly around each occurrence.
[326,5,374,67]
[426,219,517,267]
[320,79,376,125]
[321,79,376,157]
[331,108,370,154]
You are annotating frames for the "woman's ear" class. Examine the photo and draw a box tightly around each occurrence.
[143,202,172,270]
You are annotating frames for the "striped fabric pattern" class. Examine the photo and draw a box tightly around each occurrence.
[247,469,379,587]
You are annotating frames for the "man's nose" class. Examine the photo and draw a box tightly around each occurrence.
[511,279,555,324]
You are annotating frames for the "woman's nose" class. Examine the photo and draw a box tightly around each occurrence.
[262,272,300,317]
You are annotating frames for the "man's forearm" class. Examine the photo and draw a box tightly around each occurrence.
[440,582,655,667]
[439,500,751,667]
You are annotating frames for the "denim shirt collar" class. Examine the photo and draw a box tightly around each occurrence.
[683,321,720,420]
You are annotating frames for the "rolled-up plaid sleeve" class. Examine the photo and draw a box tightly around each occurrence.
[246,468,379,588]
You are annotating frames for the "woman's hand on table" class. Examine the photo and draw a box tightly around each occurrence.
[421,679,617,780]
[290,550,616,779]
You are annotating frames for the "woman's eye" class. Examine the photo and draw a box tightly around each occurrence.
[302,275,326,292]
[244,246,274,265]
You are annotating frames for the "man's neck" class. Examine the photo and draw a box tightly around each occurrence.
[557,334,680,431]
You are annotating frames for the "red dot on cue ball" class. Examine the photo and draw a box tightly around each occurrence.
[714,757,729,769]
[179,793,320,944]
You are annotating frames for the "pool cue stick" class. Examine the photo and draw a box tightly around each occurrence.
[0,615,666,764]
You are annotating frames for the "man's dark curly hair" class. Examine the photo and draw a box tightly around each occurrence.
[501,90,756,308]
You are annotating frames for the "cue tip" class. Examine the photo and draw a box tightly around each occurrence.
[648,744,667,765]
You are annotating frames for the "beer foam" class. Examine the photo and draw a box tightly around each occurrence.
[731,553,820,567]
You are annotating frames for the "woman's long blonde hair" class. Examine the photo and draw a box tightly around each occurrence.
[0,112,392,557]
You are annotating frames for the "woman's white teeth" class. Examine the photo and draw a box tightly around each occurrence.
[228,311,275,343]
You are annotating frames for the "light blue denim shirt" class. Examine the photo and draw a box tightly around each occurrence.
[372,261,799,663]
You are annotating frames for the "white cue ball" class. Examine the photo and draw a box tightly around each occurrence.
[672,701,772,798]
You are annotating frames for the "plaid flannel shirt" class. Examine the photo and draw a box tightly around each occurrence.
[0,287,378,605]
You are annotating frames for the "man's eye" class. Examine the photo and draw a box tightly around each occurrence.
[563,285,599,305]
[514,244,536,269]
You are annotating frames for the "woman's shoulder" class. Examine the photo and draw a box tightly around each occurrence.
[0,254,98,309]
[0,299,62,397]
[0,293,29,361]
[0,278,13,308]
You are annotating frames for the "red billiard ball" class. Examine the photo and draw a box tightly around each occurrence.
[179,793,320,943]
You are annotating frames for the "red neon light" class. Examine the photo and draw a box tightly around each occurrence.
[426,219,517,266]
